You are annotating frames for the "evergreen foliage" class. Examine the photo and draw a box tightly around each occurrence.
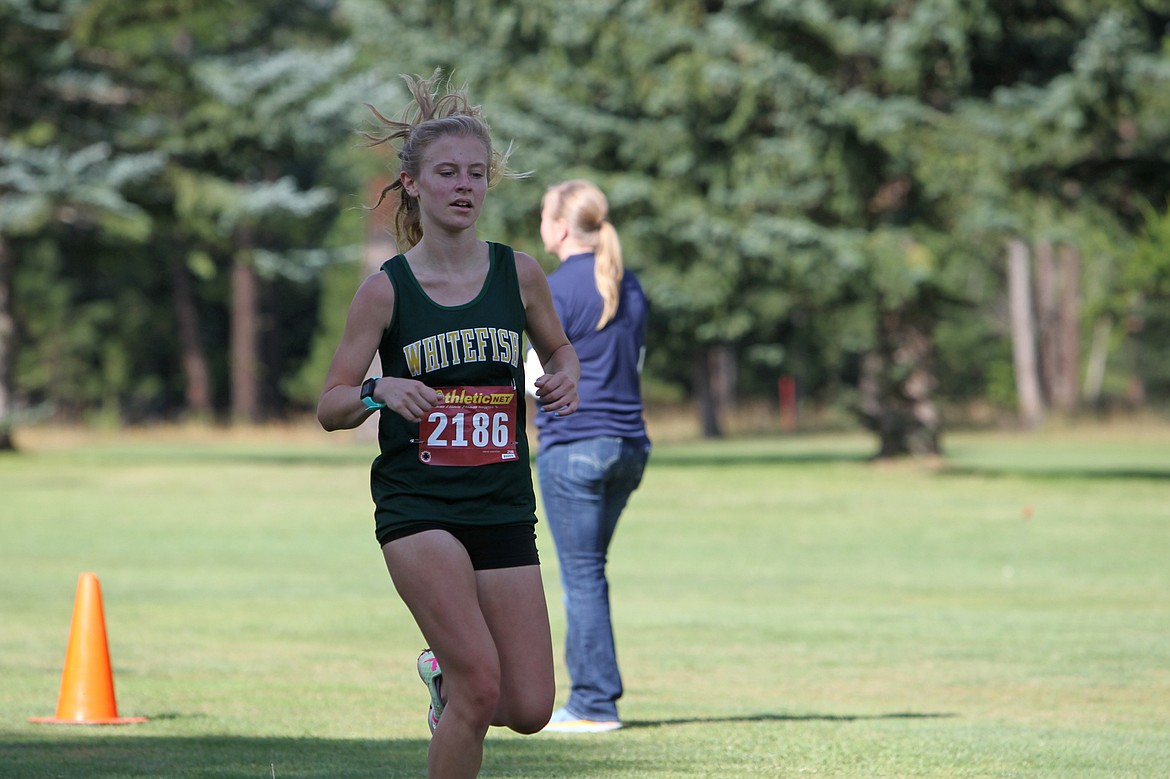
[2,0,1169,452]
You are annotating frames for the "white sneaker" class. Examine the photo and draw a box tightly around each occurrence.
[542,706,622,733]
[417,649,444,735]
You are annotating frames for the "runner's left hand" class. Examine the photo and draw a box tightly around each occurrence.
[533,372,578,416]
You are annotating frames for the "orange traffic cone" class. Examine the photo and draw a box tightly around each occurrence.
[30,572,147,725]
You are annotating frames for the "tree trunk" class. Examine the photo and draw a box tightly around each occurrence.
[1027,240,1081,415]
[171,252,213,419]
[0,235,15,451]
[230,233,259,424]
[1124,313,1146,408]
[856,305,942,458]
[693,347,724,438]
[1082,316,1111,408]
[1034,240,1059,404]
[1007,239,1044,428]
[710,343,736,414]
[1053,244,1080,411]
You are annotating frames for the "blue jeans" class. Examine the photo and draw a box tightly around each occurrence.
[537,436,649,721]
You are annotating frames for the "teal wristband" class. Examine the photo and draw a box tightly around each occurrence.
[360,377,386,410]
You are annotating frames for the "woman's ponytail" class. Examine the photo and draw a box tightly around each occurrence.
[593,220,624,330]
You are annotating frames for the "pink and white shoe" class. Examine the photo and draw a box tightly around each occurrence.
[417,649,444,735]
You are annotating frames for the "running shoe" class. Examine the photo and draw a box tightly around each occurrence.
[541,706,623,734]
[417,648,444,734]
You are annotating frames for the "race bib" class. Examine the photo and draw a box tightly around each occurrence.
[418,386,519,466]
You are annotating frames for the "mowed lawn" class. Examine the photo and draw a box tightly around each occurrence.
[1,422,1168,778]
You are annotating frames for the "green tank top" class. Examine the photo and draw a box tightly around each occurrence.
[370,242,535,543]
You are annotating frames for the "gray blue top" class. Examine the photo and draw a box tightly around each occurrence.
[535,252,650,449]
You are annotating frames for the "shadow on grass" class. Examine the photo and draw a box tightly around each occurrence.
[2,735,425,779]
[2,711,955,778]
[941,464,1170,482]
[624,710,956,728]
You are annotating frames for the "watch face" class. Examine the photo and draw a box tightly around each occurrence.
[361,378,377,400]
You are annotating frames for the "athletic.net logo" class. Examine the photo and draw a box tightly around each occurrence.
[418,385,518,467]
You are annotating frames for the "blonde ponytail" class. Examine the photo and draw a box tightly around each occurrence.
[593,220,624,330]
[544,179,626,329]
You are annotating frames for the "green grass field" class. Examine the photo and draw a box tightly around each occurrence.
[2,423,1168,778]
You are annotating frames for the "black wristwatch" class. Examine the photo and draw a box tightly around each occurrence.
[360,377,386,410]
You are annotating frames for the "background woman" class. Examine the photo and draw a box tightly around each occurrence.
[530,179,650,733]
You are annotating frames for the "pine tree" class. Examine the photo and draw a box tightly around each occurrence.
[0,1,164,450]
